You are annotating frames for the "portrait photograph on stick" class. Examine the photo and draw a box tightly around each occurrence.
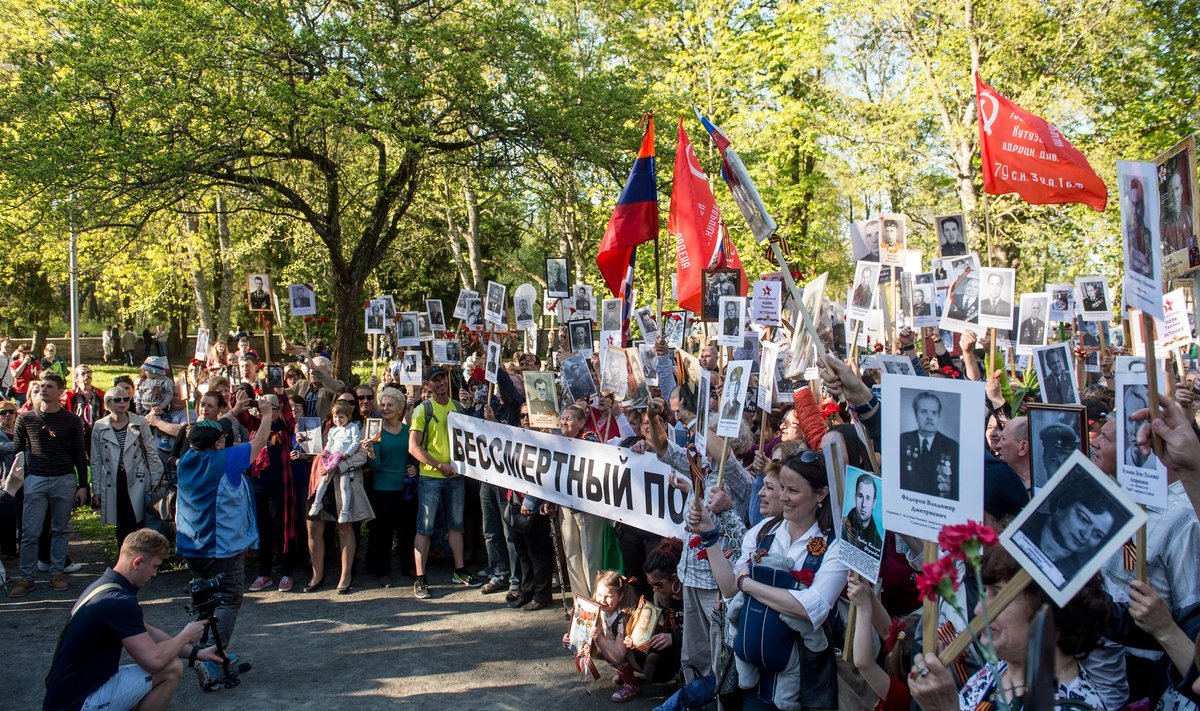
[560,351,597,403]
[847,261,879,321]
[715,360,751,438]
[701,267,741,322]
[567,319,593,358]
[426,298,446,331]
[837,466,885,582]
[1076,277,1112,322]
[485,281,506,326]
[935,214,968,256]
[545,256,569,298]
[432,339,461,365]
[1117,161,1165,320]
[453,288,478,320]
[364,298,387,334]
[1047,284,1075,323]
[523,371,560,428]
[881,374,984,540]
[1016,293,1050,355]
[1154,135,1198,279]
[1002,450,1146,606]
[977,267,1016,330]
[288,283,316,317]
[878,213,906,267]
[661,310,689,349]
[633,306,657,341]
[1114,356,1168,508]
[1033,342,1079,405]
[248,273,273,311]
[717,295,745,347]
[1026,403,1087,491]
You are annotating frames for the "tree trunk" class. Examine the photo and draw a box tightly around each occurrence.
[444,188,472,289]
[183,212,214,334]
[214,193,233,347]
[463,186,483,292]
[330,273,365,384]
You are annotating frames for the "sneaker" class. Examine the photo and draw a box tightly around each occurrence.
[195,655,239,691]
[307,503,322,518]
[63,561,83,574]
[50,574,69,591]
[413,577,431,599]
[37,560,49,572]
[8,579,34,597]
[611,684,640,703]
[337,512,351,524]
[451,570,481,587]
[248,576,273,592]
[521,598,550,611]
[277,576,294,593]
[480,579,506,594]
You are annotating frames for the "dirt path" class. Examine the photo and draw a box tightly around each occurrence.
[2,534,669,710]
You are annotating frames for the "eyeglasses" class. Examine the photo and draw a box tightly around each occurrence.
[0,410,15,416]
[357,395,374,401]
[109,397,131,404]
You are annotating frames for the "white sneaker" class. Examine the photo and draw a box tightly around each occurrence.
[337,512,351,524]
[308,503,323,518]
[63,562,83,574]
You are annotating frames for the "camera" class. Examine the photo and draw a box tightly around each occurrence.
[185,574,228,616]
[184,573,249,690]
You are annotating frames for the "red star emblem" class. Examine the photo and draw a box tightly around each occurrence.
[607,335,615,346]
[762,285,772,296]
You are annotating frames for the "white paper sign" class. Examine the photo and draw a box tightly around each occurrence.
[1114,357,1168,508]
[751,280,782,327]
[715,360,752,438]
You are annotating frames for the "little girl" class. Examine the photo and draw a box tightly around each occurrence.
[579,570,640,703]
[308,401,361,523]
[847,573,915,711]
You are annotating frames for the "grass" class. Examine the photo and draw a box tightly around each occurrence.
[72,507,189,572]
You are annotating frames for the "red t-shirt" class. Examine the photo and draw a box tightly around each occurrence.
[11,356,41,395]
[873,676,913,711]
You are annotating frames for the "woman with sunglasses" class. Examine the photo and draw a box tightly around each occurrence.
[90,389,165,548]
[0,400,18,558]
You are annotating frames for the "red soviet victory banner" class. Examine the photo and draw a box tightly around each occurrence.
[976,74,1107,212]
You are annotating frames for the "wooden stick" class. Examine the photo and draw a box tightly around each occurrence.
[938,569,1033,665]
[987,327,997,377]
[715,437,731,490]
[758,408,768,453]
[1007,345,1017,381]
[922,540,939,655]
[849,320,864,373]
[371,333,379,379]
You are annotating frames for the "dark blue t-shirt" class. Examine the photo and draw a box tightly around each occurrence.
[43,569,146,711]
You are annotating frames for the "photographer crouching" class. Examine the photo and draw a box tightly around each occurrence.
[174,398,273,690]
[43,529,221,711]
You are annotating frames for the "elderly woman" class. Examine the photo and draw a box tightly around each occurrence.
[908,546,1111,711]
[698,451,848,711]
[362,387,416,587]
[90,388,165,547]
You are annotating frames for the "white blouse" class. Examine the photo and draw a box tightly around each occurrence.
[733,518,849,627]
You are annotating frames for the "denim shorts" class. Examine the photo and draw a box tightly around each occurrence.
[416,475,465,536]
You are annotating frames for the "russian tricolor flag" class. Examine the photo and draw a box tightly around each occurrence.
[596,117,658,299]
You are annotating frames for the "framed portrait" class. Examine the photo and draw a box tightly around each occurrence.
[1001,450,1146,606]
[397,312,420,346]
[715,360,752,438]
[560,351,597,403]
[287,283,317,317]
[398,351,422,386]
[1154,135,1198,280]
[484,281,507,327]
[523,370,560,428]
[701,267,741,322]
[426,299,447,332]
[716,295,746,347]
[453,288,478,320]
[838,466,885,582]
[661,310,689,349]
[1033,342,1079,405]
[1015,293,1050,355]
[881,374,985,540]
[567,319,593,358]
[364,299,388,335]
[600,298,623,333]
[625,597,663,652]
[432,339,461,365]
[465,298,484,332]
[296,417,323,456]
[265,365,284,390]
[935,214,968,257]
[847,261,880,322]
[1046,284,1075,323]
[1026,403,1087,491]
[484,341,501,385]
[363,418,383,443]
[978,267,1016,331]
[1117,160,1165,320]
[1075,277,1111,322]
[546,257,570,299]
[1115,356,1168,508]
[247,274,272,312]
[878,213,907,267]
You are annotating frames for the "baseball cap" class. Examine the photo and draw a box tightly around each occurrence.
[424,365,448,381]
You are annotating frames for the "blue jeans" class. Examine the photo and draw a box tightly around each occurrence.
[479,483,519,587]
[416,475,464,536]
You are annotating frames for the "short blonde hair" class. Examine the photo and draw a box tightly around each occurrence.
[121,529,170,560]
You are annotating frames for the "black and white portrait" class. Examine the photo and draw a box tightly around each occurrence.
[701,268,740,322]
[296,417,323,456]
[1027,404,1087,490]
[396,312,420,346]
[1048,285,1074,323]
[288,284,316,317]
[485,281,506,326]
[1017,293,1050,354]
[365,299,387,334]
[945,276,980,325]
[717,296,745,348]
[1115,358,1169,508]
[364,418,383,442]
[248,274,272,312]
[453,288,478,320]
[465,298,484,332]
[1003,451,1145,605]
[561,352,596,403]
[266,365,284,389]
[546,257,569,298]
[876,355,916,377]
[599,347,629,400]
[523,371,560,428]
[936,215,968,257]
[661,311,688,349]
[515,295,535,329]
[978,268,1016,330]
[417,312,433,341]
[484,341,501,384]
[633,307,657,341]
[567,319,593,358]
[399,351,423,386]
[848,261,878,320]
[1076,278,1111,321]
[433,339,461,365]
[882,374,984,541]
[860,219,881,262]
[601,298,622,332]
[426,299,446,331]
[636,343,658,386]
[715,360,752,438]
[1034,343,1078,405]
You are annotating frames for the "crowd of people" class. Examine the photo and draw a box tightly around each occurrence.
[2,304,1200,711]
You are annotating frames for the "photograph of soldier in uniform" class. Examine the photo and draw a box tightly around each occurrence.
[898,390,960,499]
[1026,403,1087,490]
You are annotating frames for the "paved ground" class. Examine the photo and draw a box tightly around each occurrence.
[2,531,671,710]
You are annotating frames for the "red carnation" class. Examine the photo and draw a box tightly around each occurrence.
[320,316,329,324]
[696,548,709,561]
[916,556,961,604]
[688,535,702,549]
[820,402,840,419]
[873,343,884,353]
[938,521,999,568]
[790,569,815,586]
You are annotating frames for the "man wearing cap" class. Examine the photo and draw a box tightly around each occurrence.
[1035,422,1078,488]
[409,365,479,599]
[175,401,273,686]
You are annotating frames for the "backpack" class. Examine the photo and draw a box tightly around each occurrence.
[419,398,464,425]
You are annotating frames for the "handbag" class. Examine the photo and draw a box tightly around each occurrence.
[502,499,535,534]
[140,426,176,527]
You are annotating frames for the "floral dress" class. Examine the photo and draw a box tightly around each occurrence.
[958,661,1107,711]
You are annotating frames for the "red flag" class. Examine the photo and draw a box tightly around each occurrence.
[976,74,1107,211]
[668,117,745,313]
